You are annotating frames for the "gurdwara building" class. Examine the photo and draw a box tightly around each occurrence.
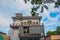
[9,13,44,40]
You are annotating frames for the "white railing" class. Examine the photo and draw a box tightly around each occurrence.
[10,23,41,26]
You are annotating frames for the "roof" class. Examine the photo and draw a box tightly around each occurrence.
[12,16,42,20]
[46,34,60,37]
[12,13,42,20]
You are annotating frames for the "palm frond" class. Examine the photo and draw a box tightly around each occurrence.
[55,1,60,8]
[43,5,48,9]
[32,12,36,17]
[41,6,43,13]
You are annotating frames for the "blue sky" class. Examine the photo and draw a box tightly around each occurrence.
[0,0,60,34]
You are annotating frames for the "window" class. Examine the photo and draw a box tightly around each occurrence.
[24,22,26,25]
[27,20,32,25]
[33,22,35,24]
[21,22,23,25]
[36,22,38,25]
[23,27,29,34]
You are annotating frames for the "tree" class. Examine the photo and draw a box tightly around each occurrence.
[24,0,48,16]
[56,26,60,34]
[55,0,60,8]
[0,34,5,40]
[56,26,60,31]
[47,26,60,35]
[46,31,54,35]
[23,0,60,16]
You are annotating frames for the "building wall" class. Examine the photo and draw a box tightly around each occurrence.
[19,26,44,34]
[51,35,60,40]
[19,27,23,34]
[9,27,44,40]
[46,35,60,40]
[13,20,40,25]
[13,29,19,40]
[29,27,44,34]
[8,29,14,40]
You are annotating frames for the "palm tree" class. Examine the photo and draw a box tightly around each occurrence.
[55,0,60,8]
[24,0,48,16]
[14,0,60,16]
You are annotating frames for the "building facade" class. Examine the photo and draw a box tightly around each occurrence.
[46,35,60,40]
[9,13,44,40]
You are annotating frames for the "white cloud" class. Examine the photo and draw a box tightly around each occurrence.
[0,12,12,26]
[49,30,56,31]
[15,0,32,16]
[41,3,60,26]
[0,0,32,16]
[0,0,32,25]
[0,0,60,27]
[44,22,56,26]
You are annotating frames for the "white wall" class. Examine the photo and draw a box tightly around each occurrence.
[13,20,40,25]
[13,29,19,40]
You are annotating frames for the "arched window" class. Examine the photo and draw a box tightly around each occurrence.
[36,22,38,25]
[24,22,26,24]
[27,20,32,25]
[21,22,23,25]
[33,22,35,25]
[24,22,26,25]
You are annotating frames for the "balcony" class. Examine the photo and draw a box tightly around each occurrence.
[19,33,41,38]
[10,23,44,29]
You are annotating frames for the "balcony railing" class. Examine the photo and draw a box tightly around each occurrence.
[10,23,43,28]
[19,33,41,37]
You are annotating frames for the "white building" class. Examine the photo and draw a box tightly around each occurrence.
[9,13,44,40]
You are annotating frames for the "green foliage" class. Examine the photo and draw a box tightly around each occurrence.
[31,12,36,17]
[55,0,60,8]
[23,0,60,16]
[24,0,48,16]
[24,0,30,3]
[32,7,37,11]
[46,31,54,35]
[55,2,60,8]
[0,34,5,40]
[47,26,60,35]
[56,26,60,31]
[46,0,54,3]
[31,0,42,5]
[43,5,48,9]
[41,6,43,13]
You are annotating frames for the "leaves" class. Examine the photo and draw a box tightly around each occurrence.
[24,0,27,3]
[43,5,48,9]
[46,31,54,35]
[47,26,60,35]
[32,7,37,11]
[23,0,60,16]
[41,6,43,13]
[56,26,60,31]
[31,0,41,4]
[31,12,36,17]
[55,0,60,8]
[46,0,55,3]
